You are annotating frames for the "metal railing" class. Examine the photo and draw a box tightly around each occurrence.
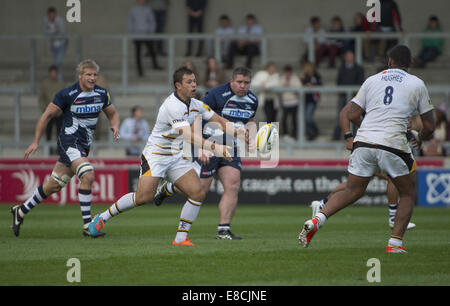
[1,85,449,157]
[2,32,449,93]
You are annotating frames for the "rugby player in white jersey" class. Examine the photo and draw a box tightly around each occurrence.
[298,45,435,253]
[88,67,248,245]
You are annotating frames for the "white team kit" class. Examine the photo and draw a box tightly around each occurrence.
[349,68,434,178]
[140,92,214,183]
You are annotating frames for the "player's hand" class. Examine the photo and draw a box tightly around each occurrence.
[198,149,213,165]
[214,144,232,162]
[236,127,248,144]
[24,142,39,159]
[409,130,422,150]
[247,139,256,153]
[111,126,120,141]
[345,138,354,151]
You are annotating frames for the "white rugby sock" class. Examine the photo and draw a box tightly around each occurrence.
[314,212,327,228]
[174,199,202,243]
[388,236,402,247]
[100,192,136,222]
[166,182,174,195]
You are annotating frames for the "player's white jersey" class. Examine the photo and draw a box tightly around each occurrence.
[146,92,214,155]
[352,68,434,153]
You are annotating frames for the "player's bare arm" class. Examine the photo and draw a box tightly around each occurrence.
[339,102,363,150]
[103,104,120,140]
[208,113,249,144]
[190,115,213,165]
[416,109,436,147]
[246,117,257,152]
[24,102,62,159]
[178,124,232,161]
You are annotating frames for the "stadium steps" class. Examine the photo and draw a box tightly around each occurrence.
[1,55,449,142]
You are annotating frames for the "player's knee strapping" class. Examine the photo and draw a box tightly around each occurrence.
[51,171,71,187]
[76,162,94,179]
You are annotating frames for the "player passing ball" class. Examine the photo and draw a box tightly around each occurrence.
[152,67,258,240]
[88,67,248,246]
[299,45,435,253]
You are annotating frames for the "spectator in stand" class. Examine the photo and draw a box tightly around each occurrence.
[301,16,327,64]
[349,12,378,62]
[332,50,365,140]
[185,0,207,57]
[422,108,448,156]
[120,106,151,156]
[128,0,162,77]
[378,0,404,58]
[226,14,263,69]
[182,60,199,79]
[414,16,443,68]
[280,65,302,140]
[328,16,348,66]
[204,56,227,89]
[44,7,67,81]
[149,0,169,56]
[300,61,321,141]
[38,65,65,153]
[206,15,235,62]
[251,62,280,123]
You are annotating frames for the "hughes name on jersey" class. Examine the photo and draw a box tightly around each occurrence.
[352,68,433,153]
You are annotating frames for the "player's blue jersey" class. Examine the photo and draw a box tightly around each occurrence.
[52,82,112,147]
[201,82,258,144]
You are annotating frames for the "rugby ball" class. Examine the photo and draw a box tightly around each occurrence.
[408,129,422,150]
[256,123,278,154]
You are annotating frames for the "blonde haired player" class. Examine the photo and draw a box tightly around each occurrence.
[299,45,435,253]
[11,59,120,237]
[88,67,248,245]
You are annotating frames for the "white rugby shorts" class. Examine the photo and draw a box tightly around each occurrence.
[348,142,416,178]
[139,146,194,183]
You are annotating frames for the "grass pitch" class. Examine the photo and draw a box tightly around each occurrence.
[0,203,449,286]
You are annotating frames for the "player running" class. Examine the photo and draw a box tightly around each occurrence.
[299,45,435,253]
[310,102,417,230]
[152,67,258,240]
[11,59,120,238]
[88,67,248,245]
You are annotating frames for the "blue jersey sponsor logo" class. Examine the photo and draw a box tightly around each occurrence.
[222,108,253,119]
[73,104,102,114]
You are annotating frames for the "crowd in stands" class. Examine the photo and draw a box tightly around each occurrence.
[38,0,448,155]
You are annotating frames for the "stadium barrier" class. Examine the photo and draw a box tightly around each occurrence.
[0,158,445,206]
[2,32,450,93]
[1,85,449,154]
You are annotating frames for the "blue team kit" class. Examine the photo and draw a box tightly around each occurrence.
[198,82,258,177]
[52,82,112,166]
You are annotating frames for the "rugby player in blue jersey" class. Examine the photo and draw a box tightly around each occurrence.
[154,67,258,240]
[11,59,120,238]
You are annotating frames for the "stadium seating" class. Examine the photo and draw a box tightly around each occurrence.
[0,0,448,158]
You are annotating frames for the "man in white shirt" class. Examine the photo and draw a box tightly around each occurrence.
[226,14,263,69]
[89,67,248,246]
[207,15,235,61]
[299,45,435,253]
